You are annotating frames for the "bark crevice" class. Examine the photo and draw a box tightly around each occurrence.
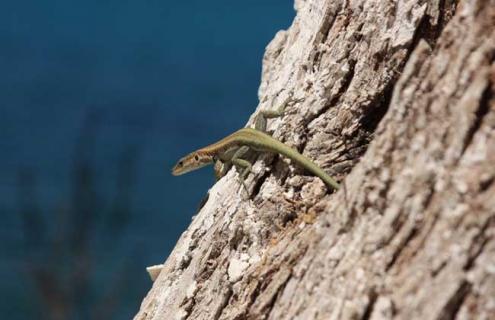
[134,1,495,319]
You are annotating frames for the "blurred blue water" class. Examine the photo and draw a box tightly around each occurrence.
[0,1,294,318]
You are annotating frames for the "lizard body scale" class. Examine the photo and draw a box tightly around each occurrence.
[172,127,340,191]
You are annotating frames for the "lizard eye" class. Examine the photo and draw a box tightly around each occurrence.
[194,155,199,161]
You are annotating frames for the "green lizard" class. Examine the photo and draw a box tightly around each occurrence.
[172,96,340,191]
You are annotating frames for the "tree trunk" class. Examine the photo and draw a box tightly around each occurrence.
[135,0,495,319]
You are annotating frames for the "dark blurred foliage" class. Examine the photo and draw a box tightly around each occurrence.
[0,1,293,319]
[18,112,141,320]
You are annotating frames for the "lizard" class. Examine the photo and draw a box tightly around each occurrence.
[172,95,340,191]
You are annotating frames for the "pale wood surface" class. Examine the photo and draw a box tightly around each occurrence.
[135,1,495,319]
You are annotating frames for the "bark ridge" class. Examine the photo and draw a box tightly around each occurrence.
[135,1,495,319]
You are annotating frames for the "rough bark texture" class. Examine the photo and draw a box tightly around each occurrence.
[135,0,495,319]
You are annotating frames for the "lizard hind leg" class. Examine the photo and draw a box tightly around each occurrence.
[255,107,286,132]
[254,94,294,132]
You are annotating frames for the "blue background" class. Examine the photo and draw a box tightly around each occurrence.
[0,1,294,319]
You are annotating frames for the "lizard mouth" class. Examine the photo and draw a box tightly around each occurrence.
[171,160,184,175]
[171,164,187,176]
[171,160,209,176]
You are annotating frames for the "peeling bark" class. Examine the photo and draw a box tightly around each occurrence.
[135,0,495,319]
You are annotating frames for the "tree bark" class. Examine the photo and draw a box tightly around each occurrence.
[135,0,495,319]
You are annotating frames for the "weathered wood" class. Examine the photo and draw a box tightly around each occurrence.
[135,0,495,319]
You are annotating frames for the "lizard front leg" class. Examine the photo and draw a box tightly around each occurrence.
[214,146,240,180]
[214,146,252,188]
[232,158,252,189]
[230,146,252,191]
[214,159,231,181]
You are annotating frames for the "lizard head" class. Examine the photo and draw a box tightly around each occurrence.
[172,151,213,176]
